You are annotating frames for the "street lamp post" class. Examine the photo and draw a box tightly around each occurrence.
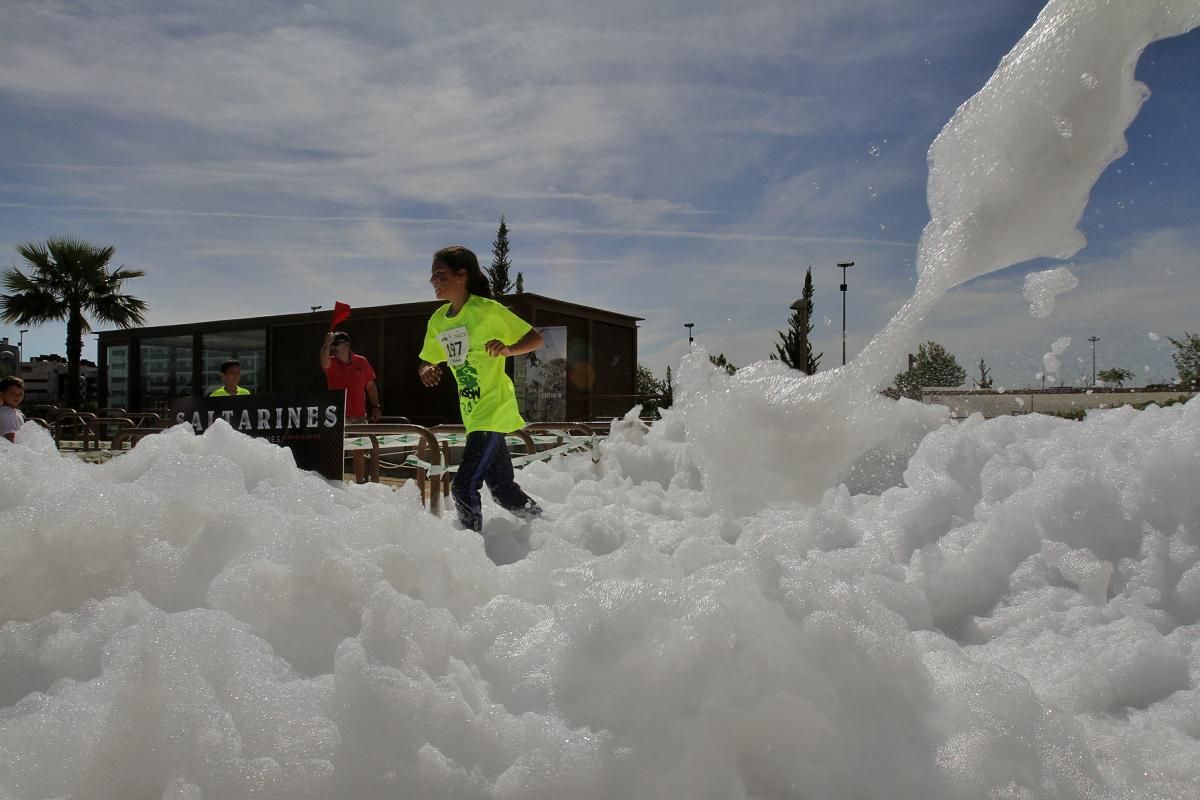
[837,261,855,365]
[684,322,695,347]
[310,305,323,313]
[1088,335,1099,386]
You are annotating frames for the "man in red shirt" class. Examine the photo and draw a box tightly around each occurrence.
[321,330,381,482]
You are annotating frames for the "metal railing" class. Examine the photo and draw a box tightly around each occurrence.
[37,415,602,515]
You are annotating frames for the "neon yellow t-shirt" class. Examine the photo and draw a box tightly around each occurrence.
[210,386,251,396]
[419,295,532,433]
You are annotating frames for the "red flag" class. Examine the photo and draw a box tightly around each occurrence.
[330,301,351,331]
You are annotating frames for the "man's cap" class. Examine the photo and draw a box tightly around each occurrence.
[330,331,351,344]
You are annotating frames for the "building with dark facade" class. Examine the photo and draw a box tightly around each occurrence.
[19,356,98,406]
[0,337,98,406]
[96,293,640,424]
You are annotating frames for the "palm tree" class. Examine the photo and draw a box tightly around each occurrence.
[1,238,147,407]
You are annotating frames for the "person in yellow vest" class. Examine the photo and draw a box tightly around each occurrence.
[210,359,251,396]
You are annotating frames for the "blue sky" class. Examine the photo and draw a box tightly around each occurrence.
[1,0,1197,390]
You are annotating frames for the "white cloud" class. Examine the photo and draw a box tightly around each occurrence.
[2,0,1197,396]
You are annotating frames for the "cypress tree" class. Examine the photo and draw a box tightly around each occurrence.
[488,216,514,296]
[771,266,821,373]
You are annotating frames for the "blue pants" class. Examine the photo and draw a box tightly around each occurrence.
[452,431,533,531]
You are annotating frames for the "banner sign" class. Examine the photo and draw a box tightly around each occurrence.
[514,326,567,421]
[170,389,346,480]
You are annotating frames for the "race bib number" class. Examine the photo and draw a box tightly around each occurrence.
[439,326,470,366]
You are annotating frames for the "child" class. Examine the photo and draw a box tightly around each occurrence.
[210,359,251,396]
[418,245,545,531]
[0,376,25,442]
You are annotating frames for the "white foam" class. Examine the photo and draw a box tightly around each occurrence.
[5,390,1200,797]
[4,0,1200,797]
[1024,266,1081,318]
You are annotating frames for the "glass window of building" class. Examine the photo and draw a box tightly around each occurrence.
[140,335,193,410]
[106,345,129,410]
[201,330,266,395]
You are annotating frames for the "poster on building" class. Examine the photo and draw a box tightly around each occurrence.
[514,326,567,421]
[170,389,346,480]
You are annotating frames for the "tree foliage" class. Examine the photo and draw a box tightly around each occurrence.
[1097,367,1133,387]
[635,362,667,417]
[710,353,737,375]
[1169,332,1200,390]
[887,340,966,400]
[487,216,514,296]
[770,266,821,373]
[974,357,993,389]
[1,237,147,406]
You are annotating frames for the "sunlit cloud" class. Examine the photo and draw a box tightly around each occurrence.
[1,0,1196,389]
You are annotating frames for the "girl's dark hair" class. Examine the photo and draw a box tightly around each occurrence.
[0,376,23,391]
[433,246,493,299]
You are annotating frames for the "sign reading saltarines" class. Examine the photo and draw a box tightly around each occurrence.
[170,389,346,481]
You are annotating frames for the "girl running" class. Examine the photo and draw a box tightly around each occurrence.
[418,245,544,531]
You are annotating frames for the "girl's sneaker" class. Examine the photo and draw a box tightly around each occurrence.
[510,501,543,521]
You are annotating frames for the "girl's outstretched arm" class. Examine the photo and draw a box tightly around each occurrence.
[486,328,544,358]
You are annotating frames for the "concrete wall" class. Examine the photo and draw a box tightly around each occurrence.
[922,388,1194,419]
